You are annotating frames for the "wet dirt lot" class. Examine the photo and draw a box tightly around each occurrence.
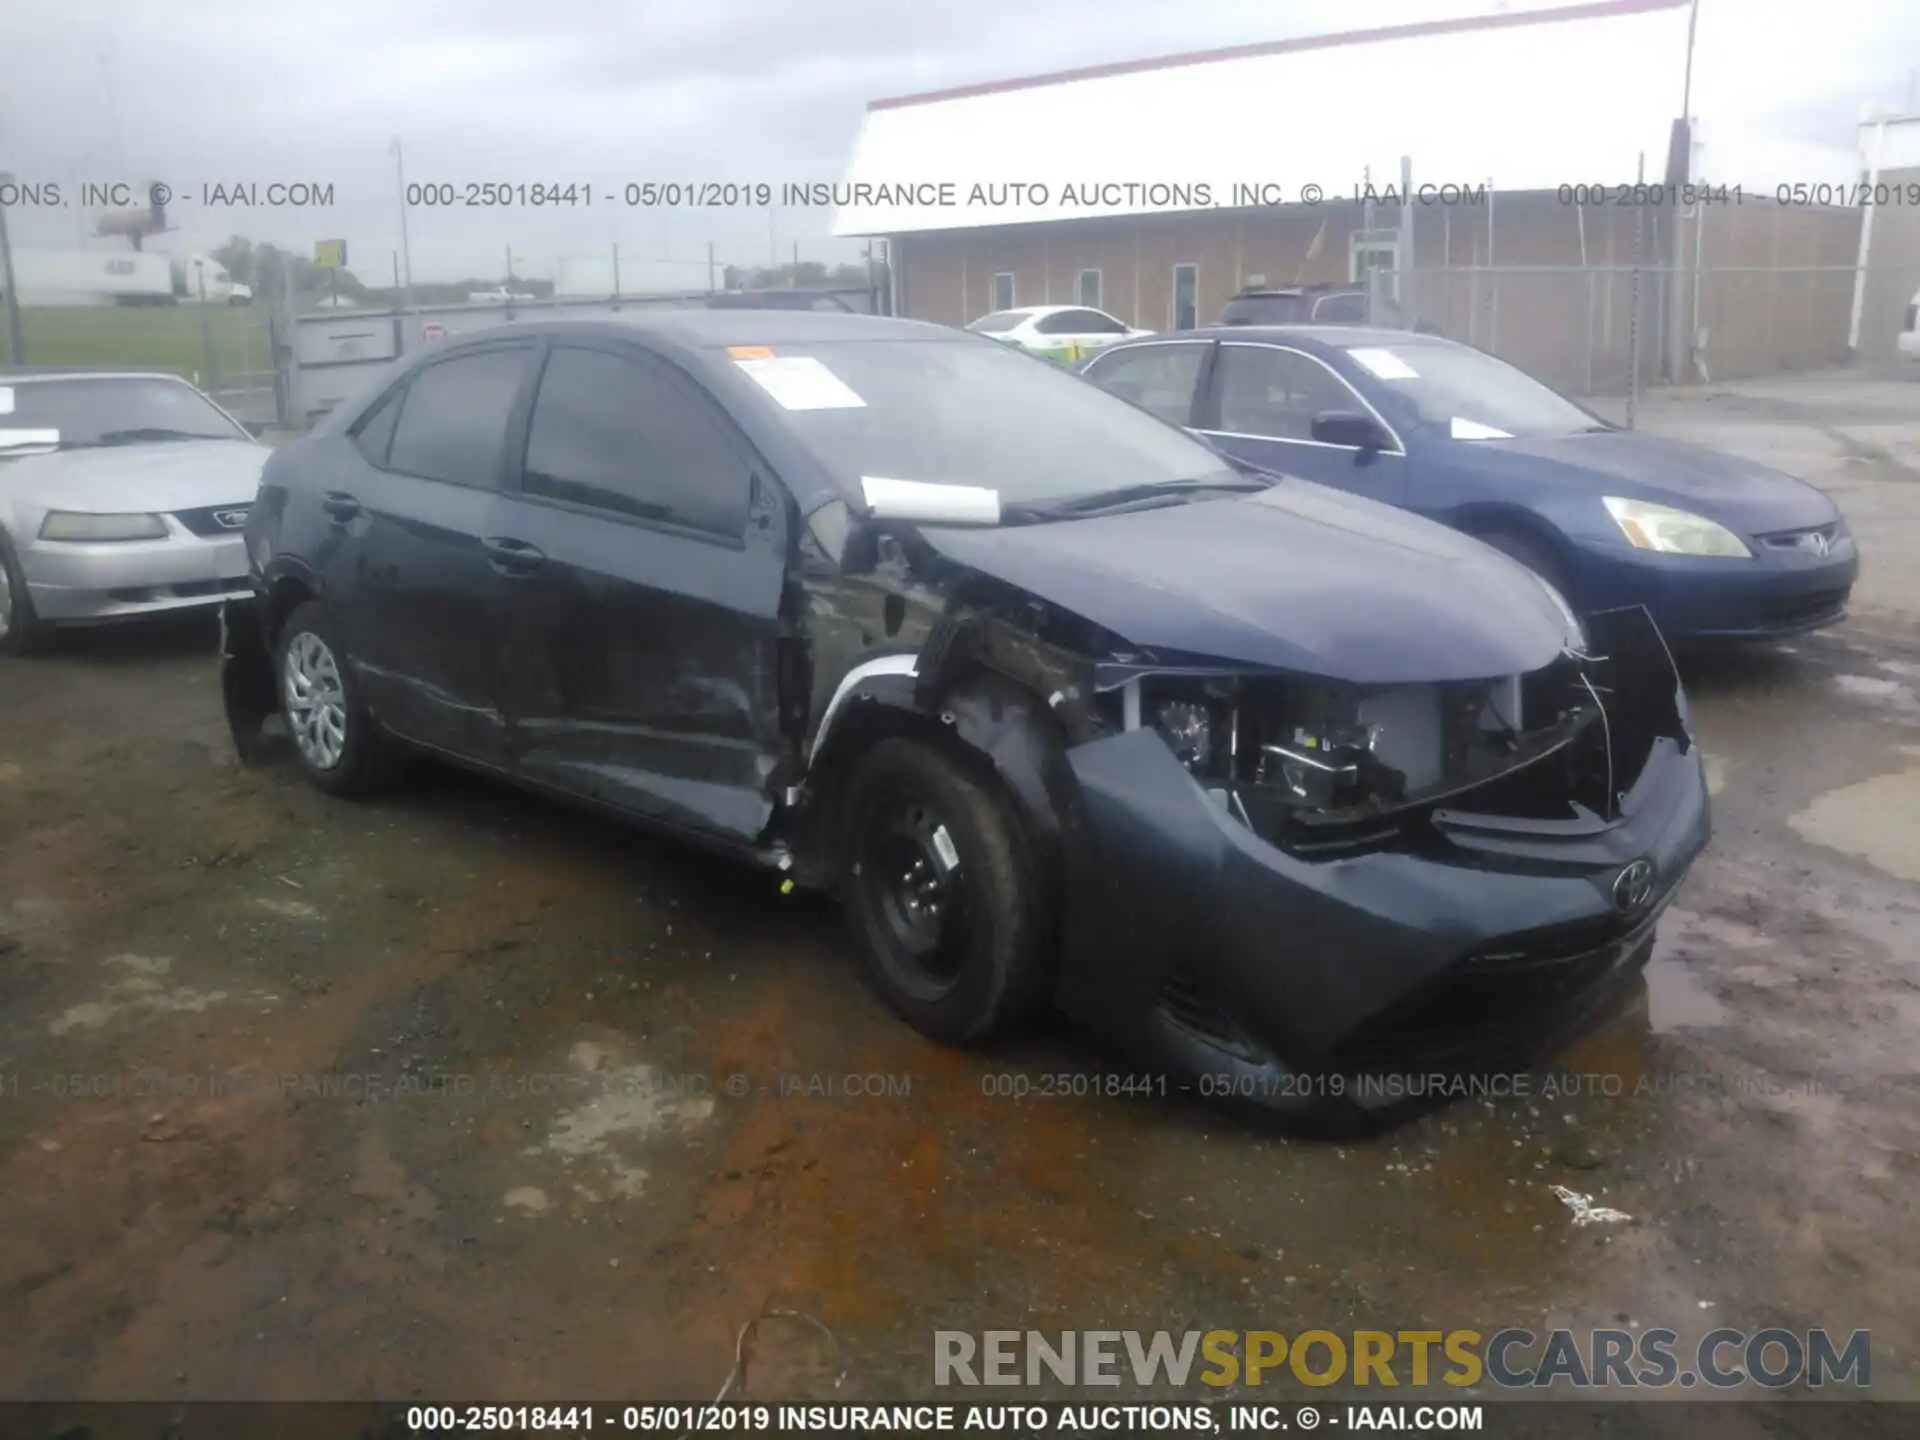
[3,383,1919,1413]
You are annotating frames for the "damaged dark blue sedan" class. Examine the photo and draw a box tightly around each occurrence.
[220,312,1710,1127]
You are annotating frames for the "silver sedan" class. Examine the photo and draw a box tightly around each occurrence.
[0,369,267,654]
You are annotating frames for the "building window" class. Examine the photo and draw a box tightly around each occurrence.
[1349,230,1401,302]
[1076,268,1102,309]
[991,272,1015,310]
[1171,263,1199,331]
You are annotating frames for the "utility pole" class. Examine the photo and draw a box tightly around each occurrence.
[0,170,24,364]
[195,258,220,393]
[1669,0,1702,383]
[1848,113,1892,355]
[390,137,415,321]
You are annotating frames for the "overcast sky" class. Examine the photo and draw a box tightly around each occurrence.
[2,0,1916,284]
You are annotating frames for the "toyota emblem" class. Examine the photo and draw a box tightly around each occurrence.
[212,508,250,530]
[1611,858,1657,913]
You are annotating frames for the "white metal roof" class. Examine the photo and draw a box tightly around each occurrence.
[833,0,1696,237]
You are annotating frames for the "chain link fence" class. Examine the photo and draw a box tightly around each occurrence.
[1364,259,1919,417]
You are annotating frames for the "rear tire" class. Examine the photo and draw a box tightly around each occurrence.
[275,600,397,796]
[841,737,1051,1042]
[0,532,53,657]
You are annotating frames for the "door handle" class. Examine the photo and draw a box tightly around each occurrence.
[320,491,362,522]
[483,536,547,575]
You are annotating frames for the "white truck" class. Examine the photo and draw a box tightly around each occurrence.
[2,249,174,306]
[172,255,253,305]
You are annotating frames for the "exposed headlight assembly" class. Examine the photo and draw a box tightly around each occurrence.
[39,510,169,542]
[1603,496,1750,558]
[1153,699,1215,772]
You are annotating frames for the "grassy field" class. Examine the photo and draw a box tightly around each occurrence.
[11,304,274,387]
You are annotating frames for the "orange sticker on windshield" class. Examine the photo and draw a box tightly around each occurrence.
[727,345,776,360]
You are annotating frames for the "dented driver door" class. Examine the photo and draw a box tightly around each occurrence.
[489,340,788,844]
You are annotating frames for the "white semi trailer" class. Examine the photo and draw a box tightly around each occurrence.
[2,249,175,306]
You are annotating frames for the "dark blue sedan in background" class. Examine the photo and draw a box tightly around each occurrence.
[1080,327,1859,644]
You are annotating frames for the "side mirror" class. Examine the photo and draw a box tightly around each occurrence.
[1311,409,1389,451]
[242,420,268,439]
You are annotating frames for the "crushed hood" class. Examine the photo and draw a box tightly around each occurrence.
[1,439,266,512]
[920,480,1576,683]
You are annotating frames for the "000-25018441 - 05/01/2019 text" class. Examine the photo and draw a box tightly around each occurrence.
[399,1402,1487,1433]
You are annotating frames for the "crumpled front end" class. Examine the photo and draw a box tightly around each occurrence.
[1050,606,1710,1122]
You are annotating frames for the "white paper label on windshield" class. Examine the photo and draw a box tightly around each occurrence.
[1450,417,1514,440]
[861,476,1002,525]
[1348,347,1419,380]
[0,387,13,415]
[733,355,866,410]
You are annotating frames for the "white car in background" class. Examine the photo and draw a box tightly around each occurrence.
[966,304,1151,361]
[0,369,266,655]
[1900,286,1920,360]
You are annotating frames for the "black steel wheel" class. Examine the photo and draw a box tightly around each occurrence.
[842,737,1050,1041]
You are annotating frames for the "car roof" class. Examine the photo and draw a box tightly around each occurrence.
[428,310,952,352]
[1116,324,1448,349]
[0,365,190,381]
[1226,284,1352,299]
[983,304,1087,320]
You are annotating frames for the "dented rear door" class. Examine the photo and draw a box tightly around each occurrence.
[490,340,788,843]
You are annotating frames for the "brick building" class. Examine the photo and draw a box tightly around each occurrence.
[833,0,1873,393]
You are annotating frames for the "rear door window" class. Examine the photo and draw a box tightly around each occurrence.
[385,348,531,487]
[1081,344,1207,426]
[350,387,404,466]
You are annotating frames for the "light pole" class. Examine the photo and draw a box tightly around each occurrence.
[0,169,24,364]
[391,137,415,318]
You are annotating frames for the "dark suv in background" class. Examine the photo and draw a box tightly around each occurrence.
[1218,284,1438,332]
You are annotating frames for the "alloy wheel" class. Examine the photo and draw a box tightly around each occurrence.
[283,631,348,770]
[0,568,13,641]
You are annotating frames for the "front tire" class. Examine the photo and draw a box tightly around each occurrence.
[275,600,395,796]
[0,533,52,656]
[842,737,1051,1042]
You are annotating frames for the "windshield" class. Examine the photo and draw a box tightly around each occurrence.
[1339,341,1603,438]
[740,337,1235,507]
[966,311,1027,334]
[0,376,249,450]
